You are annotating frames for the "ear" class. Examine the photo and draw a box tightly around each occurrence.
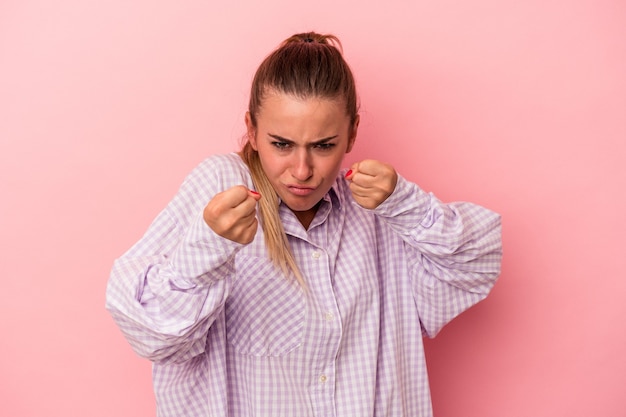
[346,114,359,153]
[245,111,258,150]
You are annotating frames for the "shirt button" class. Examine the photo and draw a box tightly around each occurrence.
[319,374,327,383]
[324,311,334,321]
[312,251,321,259]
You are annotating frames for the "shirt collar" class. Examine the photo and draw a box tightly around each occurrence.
[324,179,343,210]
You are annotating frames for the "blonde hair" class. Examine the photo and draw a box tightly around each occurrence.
[240,32,359,286]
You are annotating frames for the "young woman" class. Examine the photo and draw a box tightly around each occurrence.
[106,32,502,417]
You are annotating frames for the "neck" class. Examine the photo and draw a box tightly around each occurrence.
[292,201,321,230]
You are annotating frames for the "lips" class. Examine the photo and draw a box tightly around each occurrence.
[285,184,316,196]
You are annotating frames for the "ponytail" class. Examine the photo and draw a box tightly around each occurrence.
[240,141,305,286]
[242,31,358,286]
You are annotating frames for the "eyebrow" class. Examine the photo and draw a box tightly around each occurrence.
[268,133,339,145]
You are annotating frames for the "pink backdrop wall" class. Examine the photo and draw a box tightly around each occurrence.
[1,1,625,416]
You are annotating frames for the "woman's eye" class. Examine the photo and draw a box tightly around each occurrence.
[272,142,291,150]
[315,143,335,151]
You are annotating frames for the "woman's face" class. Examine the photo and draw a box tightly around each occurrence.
[246,91,358,226]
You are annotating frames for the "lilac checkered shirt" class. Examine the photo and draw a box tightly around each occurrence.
[106,153,502,416]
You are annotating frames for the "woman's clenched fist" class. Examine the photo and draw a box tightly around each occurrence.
[203,185,262,244]
[346,160,398,210]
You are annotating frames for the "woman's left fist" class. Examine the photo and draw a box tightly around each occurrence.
[345,159,398,209]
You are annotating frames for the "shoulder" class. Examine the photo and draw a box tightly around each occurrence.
[168,153,253,218]
[185,153,250,185]
[182,153,252,191]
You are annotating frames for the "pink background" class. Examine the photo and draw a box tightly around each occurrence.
[1,0,625,416]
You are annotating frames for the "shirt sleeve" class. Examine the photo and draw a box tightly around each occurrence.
[105,161,246,364]
[373,175,503,337]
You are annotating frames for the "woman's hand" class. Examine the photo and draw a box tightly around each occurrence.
[203,186,262,244]
[346,160,398,209]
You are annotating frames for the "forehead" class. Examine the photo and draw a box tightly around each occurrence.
[257,92,348,124]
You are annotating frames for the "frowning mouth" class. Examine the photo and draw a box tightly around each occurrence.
[285,185,317,196]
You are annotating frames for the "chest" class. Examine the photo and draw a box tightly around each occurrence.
[224,206,382,357]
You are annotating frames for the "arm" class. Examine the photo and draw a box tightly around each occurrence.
[106,157,259,364]
[106,207,242,364]
[375,175,502,337]
[347,160,502,337]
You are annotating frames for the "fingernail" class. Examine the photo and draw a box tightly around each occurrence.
[345,169,353,178]
[250,190,260,196]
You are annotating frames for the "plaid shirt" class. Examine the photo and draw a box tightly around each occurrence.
[106,153,502,416]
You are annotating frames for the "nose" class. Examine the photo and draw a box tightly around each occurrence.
[291,148,313,182]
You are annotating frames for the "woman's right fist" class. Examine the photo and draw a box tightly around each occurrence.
[203,185,262,245]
